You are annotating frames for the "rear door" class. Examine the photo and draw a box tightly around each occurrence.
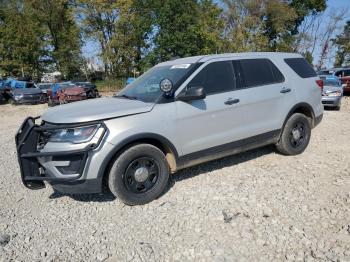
[225,58,295,139]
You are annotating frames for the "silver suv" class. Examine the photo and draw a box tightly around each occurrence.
[16,53,323,205]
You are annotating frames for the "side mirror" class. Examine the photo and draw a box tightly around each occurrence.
[177,86,206,102]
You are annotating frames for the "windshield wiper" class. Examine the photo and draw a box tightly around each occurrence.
[115,94,138,100]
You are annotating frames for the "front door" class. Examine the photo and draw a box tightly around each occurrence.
[175,60,239,156]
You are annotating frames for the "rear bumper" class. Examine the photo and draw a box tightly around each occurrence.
[15,117,107,193]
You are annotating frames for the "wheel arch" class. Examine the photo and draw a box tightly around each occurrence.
[98,133,179,189]
[284,102,315,128]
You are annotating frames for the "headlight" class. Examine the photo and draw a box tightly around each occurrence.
[14,93,23,98]
[327,91,342,97]
[48,124,101,144]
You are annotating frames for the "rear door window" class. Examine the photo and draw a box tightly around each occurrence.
[237,59,284,88]
[284,58,316,78]
[188,61,236,95]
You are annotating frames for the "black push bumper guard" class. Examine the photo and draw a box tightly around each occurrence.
[15,117,107,190]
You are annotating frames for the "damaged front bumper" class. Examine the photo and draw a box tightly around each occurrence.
[15,117,107,191]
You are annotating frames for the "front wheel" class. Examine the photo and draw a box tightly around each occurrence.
[276,113,311,155]
[108,144,170,205]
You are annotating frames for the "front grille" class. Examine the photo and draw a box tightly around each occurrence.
[322,101,334,105]
[22,95,41,101]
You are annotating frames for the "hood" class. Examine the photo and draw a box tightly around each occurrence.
[42,97,154,124]
[323,85,342,94]
[59,87,85,95]
[12,88,42,95]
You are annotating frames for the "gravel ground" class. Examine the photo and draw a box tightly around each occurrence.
[0,98,350,261]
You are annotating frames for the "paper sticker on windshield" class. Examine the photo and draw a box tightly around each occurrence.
[171,64,191,69]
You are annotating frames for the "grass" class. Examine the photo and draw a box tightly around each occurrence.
[94,78,126,94]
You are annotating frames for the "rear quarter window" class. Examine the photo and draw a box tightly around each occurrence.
[284,58,316,78]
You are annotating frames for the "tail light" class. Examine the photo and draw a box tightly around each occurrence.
[316,79,323,92]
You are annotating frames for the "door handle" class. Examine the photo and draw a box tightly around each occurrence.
[224,98,240,105]
[280,88,291,94]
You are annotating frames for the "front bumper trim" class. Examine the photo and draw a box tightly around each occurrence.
[15,117,107,189]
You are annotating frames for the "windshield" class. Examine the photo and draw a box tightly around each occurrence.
[320,77,341,87]
[117,64,195,103]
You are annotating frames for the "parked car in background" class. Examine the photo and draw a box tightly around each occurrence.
[10,86,45,105]
[318,68,350,94]
[73,81,99,98]
[36,83,52,102]
[16,52,323,205]
[37,83,52,95]
[333,69,350,94]
[48,82,87,106]
[317,69,332,75]
[319,75,343,110]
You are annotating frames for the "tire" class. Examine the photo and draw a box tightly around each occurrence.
[108,144,169,205]
[276,113,311,156]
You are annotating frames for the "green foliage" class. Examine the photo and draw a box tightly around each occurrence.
[0,0,330,79]
[95,78,126,93]
[289,0,327,33]
[334,21,350,67]
[78,0,154,77]
[0,0,46,78]
[29,0,83,79]
[0,0,82,79]
[146,0,223,64]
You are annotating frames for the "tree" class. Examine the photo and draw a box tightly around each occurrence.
[221,0,266,52]
[289,0,327,34]
[78,0,154,77]
[264,0,297,51]
[0,0,46,78]
[148,0,223,63]
[316,9,347,69]
[221,0,296,52]
[29,0,83,79]
[334,21,350,67]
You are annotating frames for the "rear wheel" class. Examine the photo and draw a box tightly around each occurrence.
[108,144,169,205]
[276,113,311,155]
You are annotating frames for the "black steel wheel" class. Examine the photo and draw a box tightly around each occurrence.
[123,157,160,194]
[108,144,169,205]
[276,113,311,155]
[289,121,306,148]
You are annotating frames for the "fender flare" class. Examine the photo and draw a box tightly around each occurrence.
[280,102,315,137]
